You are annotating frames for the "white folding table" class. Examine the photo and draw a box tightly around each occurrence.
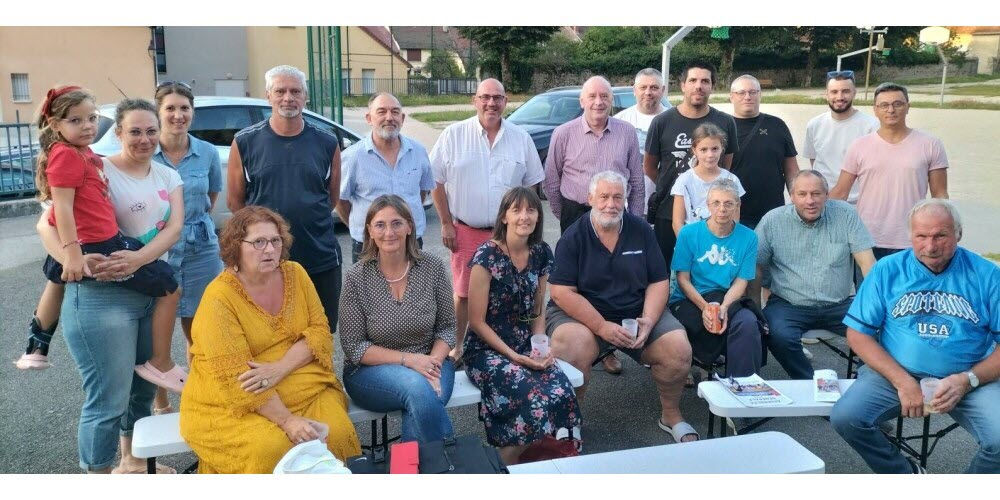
[697,379,855,437]
[508,431,824,474]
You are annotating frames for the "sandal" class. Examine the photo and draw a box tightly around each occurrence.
[658,419,700,443]
[152,404,175,416]
[14,353,50,370]
[555,425,583,453]
[135,362,188,393]
[112,462,176,474]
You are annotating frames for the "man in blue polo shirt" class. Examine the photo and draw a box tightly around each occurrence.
[338,92,434,262]
[548,171,696,446]
[830,199,1000,474]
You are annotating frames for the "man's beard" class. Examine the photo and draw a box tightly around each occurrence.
[593,210,623,229]
[828,100,853,114]
[376,125,400,141]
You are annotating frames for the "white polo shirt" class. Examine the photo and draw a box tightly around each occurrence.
[430,116,545,228]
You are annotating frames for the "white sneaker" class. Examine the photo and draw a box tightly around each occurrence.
[803,347,814,360]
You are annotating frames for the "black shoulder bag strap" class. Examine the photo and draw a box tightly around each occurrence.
[730,113,768,173]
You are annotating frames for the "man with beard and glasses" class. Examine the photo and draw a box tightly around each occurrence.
[548,171,696,446]
[802,70,878,205]
[431,78,545,363]
[228,65,345,330]
[615,68,671,220]
[338,92,434,262]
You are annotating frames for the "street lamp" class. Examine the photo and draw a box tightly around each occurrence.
[857,26,888,101]
[920,26,952,106]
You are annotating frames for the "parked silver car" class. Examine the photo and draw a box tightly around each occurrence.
[91,96,424,230]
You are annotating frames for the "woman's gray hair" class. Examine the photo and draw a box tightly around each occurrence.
[588,170,629,197]
[265,65,307,93]
[909,198,963,238]
[707,178,741,204]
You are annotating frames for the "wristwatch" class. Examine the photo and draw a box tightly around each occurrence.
[966,370,980,389]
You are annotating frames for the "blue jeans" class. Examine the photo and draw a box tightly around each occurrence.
[763,295,851,380]
[343,361,456,444]
[831,364,1000,473]
[61,281,157,471]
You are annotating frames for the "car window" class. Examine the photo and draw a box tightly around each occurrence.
[94,116,115,143]
[261,109,358,151]
[508,95,582,126]
[190,106,254,146]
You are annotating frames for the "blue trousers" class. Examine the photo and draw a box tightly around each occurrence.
[763,296,851,380]
[343,362,456,444]
[831,364,1000,473]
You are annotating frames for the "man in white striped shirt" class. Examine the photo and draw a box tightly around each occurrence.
[430,78,545,361]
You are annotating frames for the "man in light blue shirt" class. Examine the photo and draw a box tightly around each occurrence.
[831,199,1000,474]
[752,170,876,380]
[339,92,434,262]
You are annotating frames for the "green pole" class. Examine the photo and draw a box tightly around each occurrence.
[334,26,343,124]
[306,27,315,112]
[327,26,336,122]
[389,26,395,95]
[318,27,326,118]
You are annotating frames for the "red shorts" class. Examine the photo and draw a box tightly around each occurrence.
[450,222,493,298]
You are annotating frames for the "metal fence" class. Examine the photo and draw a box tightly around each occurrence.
[337,77,478,96]
[0,117,37,198]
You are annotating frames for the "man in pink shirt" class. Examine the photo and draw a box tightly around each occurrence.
[830,82,949,259]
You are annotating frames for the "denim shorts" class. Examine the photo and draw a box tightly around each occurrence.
[42,234,178,297]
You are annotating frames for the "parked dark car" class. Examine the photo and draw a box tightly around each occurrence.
[0,147,38,197]
[506,86,671,164]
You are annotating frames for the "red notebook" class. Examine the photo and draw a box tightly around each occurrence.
[389,441,420,474]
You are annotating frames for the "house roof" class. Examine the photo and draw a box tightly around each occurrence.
[391,26,472,52]
[359,26,412,68]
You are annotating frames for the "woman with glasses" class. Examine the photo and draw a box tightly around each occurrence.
[463,187,581,465]
[339,195,457,444]
[180,206,360,473]
[669,178,763,378]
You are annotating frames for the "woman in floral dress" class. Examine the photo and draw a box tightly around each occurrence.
[463,187,581,465]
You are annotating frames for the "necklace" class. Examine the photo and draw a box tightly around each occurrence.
[383,261,411,283]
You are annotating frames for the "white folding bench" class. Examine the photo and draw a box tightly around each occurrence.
[132,360,584,473]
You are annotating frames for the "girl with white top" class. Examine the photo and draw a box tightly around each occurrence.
[670,123,746,237]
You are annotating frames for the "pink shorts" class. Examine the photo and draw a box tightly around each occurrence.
[450,222,493,298]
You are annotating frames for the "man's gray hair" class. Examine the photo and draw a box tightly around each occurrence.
[707,178,741,203]
[588,170,629,197]
[909,199,963,238]
[367,92,401,109]
[635,68,664,86]
[265,65,307,93]
[730,74,761,91]
[790,170,830,193]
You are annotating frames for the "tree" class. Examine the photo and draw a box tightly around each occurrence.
[792,27,858,86]
[457,27,559,89]
[425,49,462,78]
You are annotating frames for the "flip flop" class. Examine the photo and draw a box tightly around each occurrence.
[658,419,700,443]
[135,362,187,393]
[152,404,175,416]
[112,462,176,474]
[14,353,50,370]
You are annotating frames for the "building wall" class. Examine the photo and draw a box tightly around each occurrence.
[340,27,410,81]
[0,27,153,123]
[245,26,309,98]
[966,34,1000,74]
[408,49,468,76]
[162,27,249,96]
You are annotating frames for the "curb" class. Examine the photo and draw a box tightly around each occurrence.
[0,199,42,219]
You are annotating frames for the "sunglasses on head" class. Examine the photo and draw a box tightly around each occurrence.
[156,81,192,91]
[826,70,855,81]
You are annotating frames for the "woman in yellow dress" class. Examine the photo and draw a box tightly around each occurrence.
[180,206,360,473]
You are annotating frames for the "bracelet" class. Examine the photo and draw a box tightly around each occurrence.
[62,239,82,249]
[401,353,407,367]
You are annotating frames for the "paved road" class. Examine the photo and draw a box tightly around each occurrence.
[1,103,994,474]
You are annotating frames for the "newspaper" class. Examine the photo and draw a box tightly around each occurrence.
[813,369,842,403]
[714,373,793,407]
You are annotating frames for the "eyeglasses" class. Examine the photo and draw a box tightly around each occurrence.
[475,94,506,103]
[875,101,908,111]
[709,200,738,210]
[156,81,192,91]
[826,70,855,81]
[731,90,760,98]
[370,219,407,234]
[60,114,101,127]
[242,237,283,250]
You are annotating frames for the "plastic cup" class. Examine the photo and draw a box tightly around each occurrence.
[920,377,940,414]
[530,334,550,360]
[622,319,639,339]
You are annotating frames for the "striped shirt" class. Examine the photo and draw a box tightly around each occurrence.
[340,133,434,241]
[430,117,545,229]
[543,116,643,220]
[755,200,875,307]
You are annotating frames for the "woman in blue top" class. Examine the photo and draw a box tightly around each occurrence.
[151,82,224,412]
[669,178,763,377]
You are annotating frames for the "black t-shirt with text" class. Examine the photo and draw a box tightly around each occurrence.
[645,107,738,221]
[730,114,797,226]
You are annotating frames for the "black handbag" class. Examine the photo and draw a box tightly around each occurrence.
[418,435,508,474]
